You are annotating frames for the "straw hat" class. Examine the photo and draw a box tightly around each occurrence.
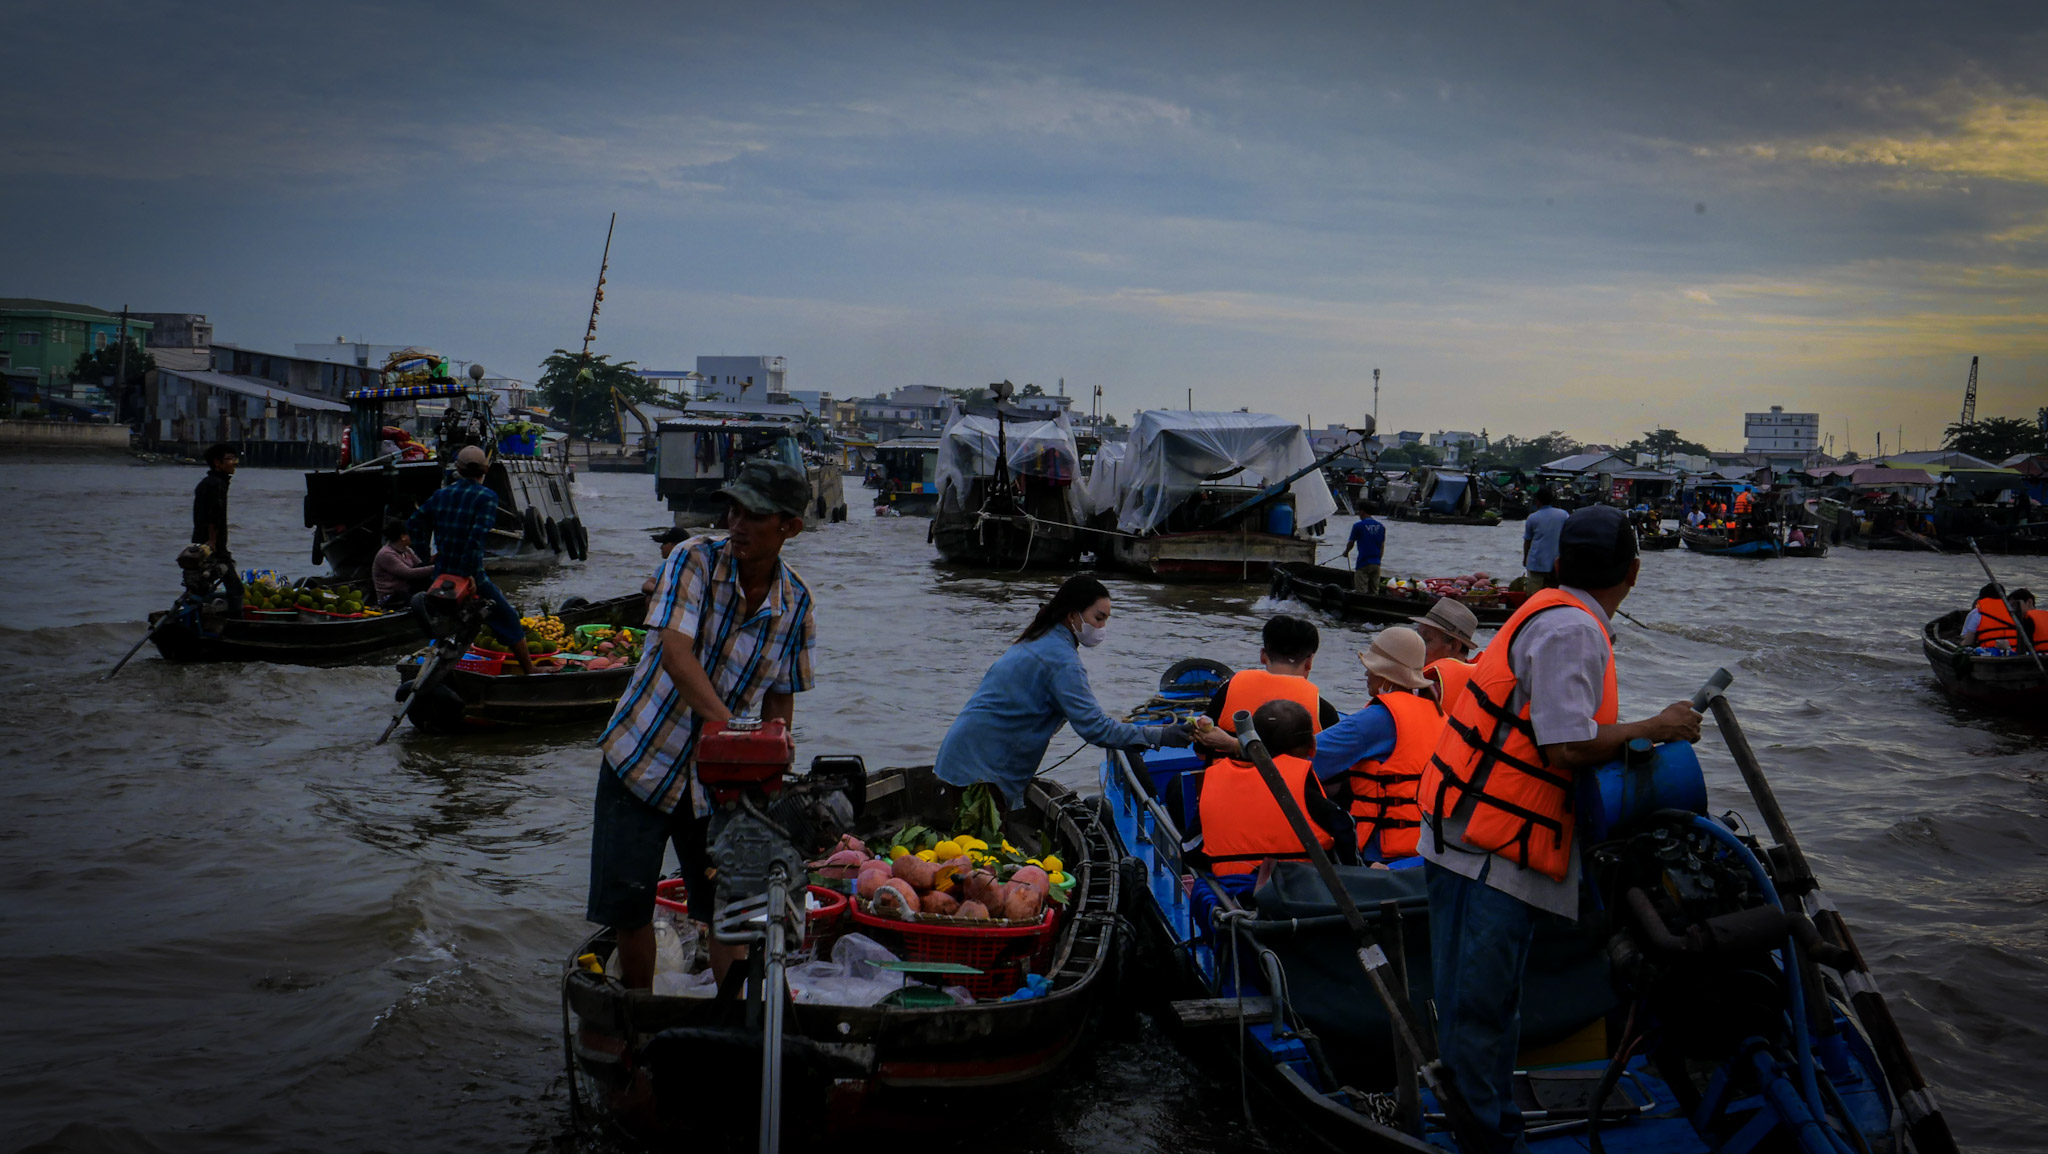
[1360,626,1429,689]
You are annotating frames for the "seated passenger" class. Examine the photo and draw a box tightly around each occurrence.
[371,518,435,608]
[1188,698,1356,879]
[1961,582,2022,650]
[1201,614,1342,758]
[2014,588,2045,649]
[1310,626,1444,861]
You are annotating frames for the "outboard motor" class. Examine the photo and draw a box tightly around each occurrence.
[376,575,488,742]
[175,544,235,634]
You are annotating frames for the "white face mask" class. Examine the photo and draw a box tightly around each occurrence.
[1078,620,1108,648]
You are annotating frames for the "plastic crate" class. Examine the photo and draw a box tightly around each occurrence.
[849,904,1059,999]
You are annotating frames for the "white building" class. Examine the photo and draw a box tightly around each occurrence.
[697,355,786,401]
[1745,406,1819,459]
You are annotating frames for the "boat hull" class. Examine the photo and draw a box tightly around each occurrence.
[1679,526,1781,557]
[1922,612,2048,714]
[395,593,647,731]
[1105,529,1316,581]
[149,606,422,665]
[1269,563,1513,626]
[560,769,1119,1145]
[307,456,582,580]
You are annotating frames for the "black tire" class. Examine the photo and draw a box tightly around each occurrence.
[545,517,563,554]
[577,520,591,558]
[522,507,545,548]
[311,529,324,567]
[565,517,588,560]
[1159,657,1232,696]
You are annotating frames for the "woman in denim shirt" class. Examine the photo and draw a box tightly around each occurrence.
[936,575,1203,806]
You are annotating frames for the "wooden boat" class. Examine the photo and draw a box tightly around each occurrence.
[1269,563,1512,627]
[149,593,419,665]
[1101,661,1953,1154]
[1388,469,1501,526]
[1637,531,1682,551]
[1922,610,2048,714]
[304,373,584,581]
[393,593,647,731]
[656,405,847,529]
[560,766,1119,1146]
[865,438,941,517]
[929,407,1085,569]
[1679,525,1781,557]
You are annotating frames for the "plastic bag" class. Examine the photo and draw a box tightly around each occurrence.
[653,968,719,998]
[780,933,910,1007]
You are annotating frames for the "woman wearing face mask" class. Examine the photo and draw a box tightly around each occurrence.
[935,574,1209,807]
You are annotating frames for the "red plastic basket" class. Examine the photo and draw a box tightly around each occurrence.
[849,905,1059,999]
[655,877,691,919]
[455,649,506,675]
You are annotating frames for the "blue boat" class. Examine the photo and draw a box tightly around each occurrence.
[1100,661,1954,1154]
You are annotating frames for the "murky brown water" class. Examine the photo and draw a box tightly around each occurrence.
[2,459,2044,1152]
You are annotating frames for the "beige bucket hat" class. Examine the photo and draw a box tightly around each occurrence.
[1360,626,1430,689]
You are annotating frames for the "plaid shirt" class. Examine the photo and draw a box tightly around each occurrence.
[409,477,499,578]
[599,536,816,815]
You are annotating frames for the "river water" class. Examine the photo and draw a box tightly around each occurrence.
[1,459,2043,1153]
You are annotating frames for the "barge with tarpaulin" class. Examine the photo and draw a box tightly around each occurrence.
[930,395,1086,568]
[1099,660,1958,1154]
[1385,468,1500,526]
[1268,562,1514,627]
[303,360,586,580]
[1085,410,1345,581]
[656,400,847,528]
[561,755,1122,1146]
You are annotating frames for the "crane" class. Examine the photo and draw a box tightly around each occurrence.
[1958,355,1979,427]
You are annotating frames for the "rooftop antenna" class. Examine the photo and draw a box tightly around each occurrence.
[1958,356,1979,427]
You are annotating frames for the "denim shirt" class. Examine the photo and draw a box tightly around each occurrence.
[935,624,1165,806]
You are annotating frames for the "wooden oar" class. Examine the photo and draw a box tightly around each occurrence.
[1965,537,2047,677]
[1229,709,1491,1153]
[105,606,181,680]
[1693,669,1960,1154]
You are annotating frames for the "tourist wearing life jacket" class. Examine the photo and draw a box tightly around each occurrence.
[2017,590,2048,650]
[1191,698,1354,879]
[1416,506,1702,1153]
[1201,614,1341,757]
[1308,627,1443,861]
[1962,583,2023,650]
[1408,597,1483,714]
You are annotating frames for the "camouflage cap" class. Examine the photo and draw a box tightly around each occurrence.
[721,459,811,518]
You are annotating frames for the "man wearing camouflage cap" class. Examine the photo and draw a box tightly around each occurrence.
[589,459,819,989]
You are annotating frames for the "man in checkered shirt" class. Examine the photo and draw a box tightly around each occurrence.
[587,458,818,989]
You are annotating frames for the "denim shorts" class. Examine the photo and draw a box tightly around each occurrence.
[585,764,716,930]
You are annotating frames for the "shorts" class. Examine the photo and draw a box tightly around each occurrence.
[476,574,524,642]
[586,764,717,930]
[1352,564,1382,592]
[1526,568,1557,590]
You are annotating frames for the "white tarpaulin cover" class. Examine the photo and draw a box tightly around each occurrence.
[1080,441,1128,519]
[934,409,1081,509]
[1112,411,1337,535]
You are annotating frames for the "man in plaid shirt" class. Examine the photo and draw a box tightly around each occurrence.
[408,445,536,675]
[587,458,817,989]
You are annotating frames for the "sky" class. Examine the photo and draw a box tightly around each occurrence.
[7,0,2047,453]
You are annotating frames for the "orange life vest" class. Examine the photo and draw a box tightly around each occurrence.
[1418,588,1619,881]
[1199,753,1336,876]
[1734,491,1754,513]
[1425,657,1477,715]
[1344,690,1445,858]
[1218,668,1324,734]
[1973,598,2020,649]
[2029,609,2048,646]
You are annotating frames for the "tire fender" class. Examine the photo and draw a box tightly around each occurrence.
[522,506,545,548]
[545,517,563,554]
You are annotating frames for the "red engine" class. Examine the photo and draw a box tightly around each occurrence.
[696,718,795,804]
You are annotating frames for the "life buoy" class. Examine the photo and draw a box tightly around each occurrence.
[522,507,545,548]
[545,517,563,554]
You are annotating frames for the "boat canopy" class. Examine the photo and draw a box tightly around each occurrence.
[1111,411,1337,535]
[344,383,483,401]
[1080,441,1129,519]
[1422,470,1471,514]
[934,412,1081,503]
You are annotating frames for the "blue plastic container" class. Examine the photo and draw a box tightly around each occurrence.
[1578,739,1707,844]
[498,432,537,457]
[1267,503,1295,536]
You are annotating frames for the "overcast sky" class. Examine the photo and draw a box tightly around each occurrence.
[8,0,2046,452]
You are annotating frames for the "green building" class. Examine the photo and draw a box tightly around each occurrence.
[0,299,154,407]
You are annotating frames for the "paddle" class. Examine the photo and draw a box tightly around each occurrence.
[1229,709,1491,1152]
[104,602,184,680]
[1964,537,2047,677]
[1691,669,1960,1154]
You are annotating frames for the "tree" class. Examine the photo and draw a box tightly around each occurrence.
[1626,427,1712,463]
[535,349,653,441]
[1837,450,1861,464]
[71,338,154,390]
[1475,431,1581,470]
[1943,416,2045,462]
[1380,442,1443,466]
[1019,382,1045,397]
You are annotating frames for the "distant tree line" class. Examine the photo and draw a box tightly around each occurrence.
[1944,415,2046,462]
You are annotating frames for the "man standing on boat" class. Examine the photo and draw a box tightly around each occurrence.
[191,443,243,616]
[1340,510,1386,593]
[1418,505,1701,1154]
[408,445,537,677]
[588,460,816,990]
[1521,487,1567,590]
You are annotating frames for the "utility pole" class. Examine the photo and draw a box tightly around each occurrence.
[114,305,130,424]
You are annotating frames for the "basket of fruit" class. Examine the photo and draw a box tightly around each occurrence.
[566,624,646,672]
